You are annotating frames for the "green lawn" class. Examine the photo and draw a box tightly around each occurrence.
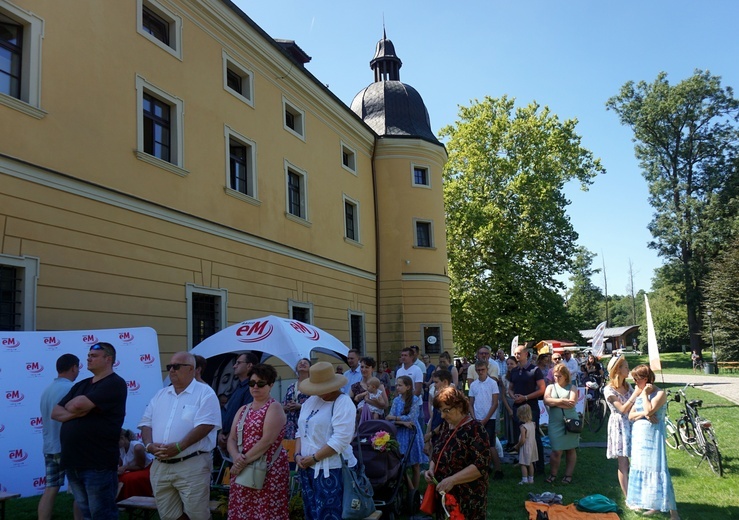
[625,351,738,377]
[7,375,737,519]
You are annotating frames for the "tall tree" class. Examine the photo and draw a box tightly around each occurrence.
[607,70,739,355]
[566,247,604,329]
[703,234,739,361]
[442,96,604,353]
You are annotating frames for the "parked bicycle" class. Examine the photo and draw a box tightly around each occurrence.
[664,383,722,476]
[583,374,608,433]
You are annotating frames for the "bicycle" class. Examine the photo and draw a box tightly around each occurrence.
[583,374,608,433]
[666,383,723,476]
[664,390,680,450]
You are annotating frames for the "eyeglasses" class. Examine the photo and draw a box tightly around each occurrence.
[440,408,452,414]
[166,363,192,371]
[248,380,270,388]
[234,360,250,365]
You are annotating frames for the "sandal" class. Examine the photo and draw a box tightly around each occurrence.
[545,474,557,484]
[561,476,573,484]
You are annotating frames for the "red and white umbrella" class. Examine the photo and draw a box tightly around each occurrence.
[191,315,349,369]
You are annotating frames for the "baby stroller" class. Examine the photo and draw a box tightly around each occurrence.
[353,419,420,520]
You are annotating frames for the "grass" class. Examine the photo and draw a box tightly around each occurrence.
[623,351,738,377]
[7,359,737,519]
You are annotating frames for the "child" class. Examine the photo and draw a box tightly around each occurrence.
[514,404,538,485]
[357,376,387,418]
[387,375,428,490]
[468,360,504,479]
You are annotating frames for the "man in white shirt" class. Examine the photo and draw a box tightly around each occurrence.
[468,361,504,479]
[341,349,362,394]
[395,347,424,396]
[466,345,499,388]
[562,350,580,381]
[140,352,221,520]
[410,345,427,374]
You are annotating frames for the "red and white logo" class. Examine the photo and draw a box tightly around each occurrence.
[82,334,99,345]
[33,476,46,489]
[1,337,20,348]
[126,380,141,392]
[5,390,24,403]
[118,331,135,343]
[43,336,61,347]
[139,353,156,365]
[9,448,28,463]
[30,417,43,430]
[236,320,274,343]
[25,362,44,374]
[288,320,320,341]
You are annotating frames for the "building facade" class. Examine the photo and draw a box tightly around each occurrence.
[0,0,451,372]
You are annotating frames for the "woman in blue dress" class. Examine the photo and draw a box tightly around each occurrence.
[386,375,428,491]
[626,365,680,519]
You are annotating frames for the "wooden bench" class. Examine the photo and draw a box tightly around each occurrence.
[718,361,739,374]
[0,492,20,520]
[117,496,221,520]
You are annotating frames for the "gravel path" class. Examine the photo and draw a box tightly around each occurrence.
[659,373,739,405]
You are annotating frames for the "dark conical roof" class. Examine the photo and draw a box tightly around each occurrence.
[351,32,440,146]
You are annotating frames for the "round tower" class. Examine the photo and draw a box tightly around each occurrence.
[351,32,452,361]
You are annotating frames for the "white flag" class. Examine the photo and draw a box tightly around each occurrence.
[591,321,607,358]
[510,335,519,357]
[645,294,662,372]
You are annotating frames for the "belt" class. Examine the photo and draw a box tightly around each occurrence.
[158,451,208,464]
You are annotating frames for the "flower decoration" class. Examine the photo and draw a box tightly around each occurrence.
[370,430,399,452]
[442,492,465,520]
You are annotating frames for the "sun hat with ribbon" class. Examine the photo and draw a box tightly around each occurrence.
[298,361,348,395]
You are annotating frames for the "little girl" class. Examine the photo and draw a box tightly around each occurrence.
[514,404,538,485]
[357,376,387,418]
[387,375,428,490]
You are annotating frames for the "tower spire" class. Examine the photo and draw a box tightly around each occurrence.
[370,27,402,82]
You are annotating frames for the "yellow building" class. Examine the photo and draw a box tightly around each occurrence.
[0,0,451,371]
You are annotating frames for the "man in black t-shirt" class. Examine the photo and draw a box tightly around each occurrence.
[509,345,546,475]
[53,342,127,520]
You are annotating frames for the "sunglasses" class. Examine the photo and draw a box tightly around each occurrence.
[90,344,112,354]
[552,357,562,361]
[248,380,270,388]
[166,363,192,371]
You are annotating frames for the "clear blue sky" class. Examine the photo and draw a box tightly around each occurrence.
[234,0,739,296]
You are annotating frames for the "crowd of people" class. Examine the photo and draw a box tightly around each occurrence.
[37,341,680,520]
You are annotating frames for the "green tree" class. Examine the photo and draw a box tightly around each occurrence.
[442,96,604,354]
[703,234,739,360]
[566,247,604,329]
[607,70,739,356]
[638,265,690,351]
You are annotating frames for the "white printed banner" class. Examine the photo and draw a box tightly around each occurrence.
[0,328,162,497]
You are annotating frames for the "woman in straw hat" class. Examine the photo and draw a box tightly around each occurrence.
[295,361,357,520]
[603,355,640,497]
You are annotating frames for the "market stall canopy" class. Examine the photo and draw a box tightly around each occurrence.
[191,315,349,370]
[534,339,577,355]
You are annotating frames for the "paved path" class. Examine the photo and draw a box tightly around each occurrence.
[659,373,739,405]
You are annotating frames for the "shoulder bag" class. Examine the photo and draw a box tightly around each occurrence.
[233,403,283,489]
[553,384,583,434]
[336,395,376,519]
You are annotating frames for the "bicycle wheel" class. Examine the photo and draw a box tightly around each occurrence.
[588,396,606,433]
[677,418,701,457]
[701,425,723,476]
[664,417,680,450]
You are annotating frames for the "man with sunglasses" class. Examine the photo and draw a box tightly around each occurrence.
[52,342,127,520]
[139,352,221,520]
[218,351,258,449]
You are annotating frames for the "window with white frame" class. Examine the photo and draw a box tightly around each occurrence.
[0,254,38,331]
[135,76,185,173]
[412,164,430,187]
[289,300,313,324]
[349,311,365,355]
[0,1,43,117]
[225,127,256,199]
[186,284,227,349]
[343,196,359,242]
[414,219,433,248]
[285,163,307,220]
[137,0,182,59]
[223,51,253,105]
[283,98,305,139]
[341,143,356,173]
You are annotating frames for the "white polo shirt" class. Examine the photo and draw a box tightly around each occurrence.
[139,379,221,456]
[396,364,424,386]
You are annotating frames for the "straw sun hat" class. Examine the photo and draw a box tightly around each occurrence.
[298,361,347,396]
[607,355,621,374]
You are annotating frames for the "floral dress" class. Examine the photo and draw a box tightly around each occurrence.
[282,381,309,440]
[604,384,633,458]
[390,395,428,465]
[431,419,491,519]
[228,398,289,520]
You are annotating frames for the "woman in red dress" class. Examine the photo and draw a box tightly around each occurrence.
[227,364,289,520]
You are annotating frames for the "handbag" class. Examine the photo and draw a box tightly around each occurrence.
[420,483,436,514]
[233,403,283,489]
[552,383,583,434]
[340,453,375,519]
